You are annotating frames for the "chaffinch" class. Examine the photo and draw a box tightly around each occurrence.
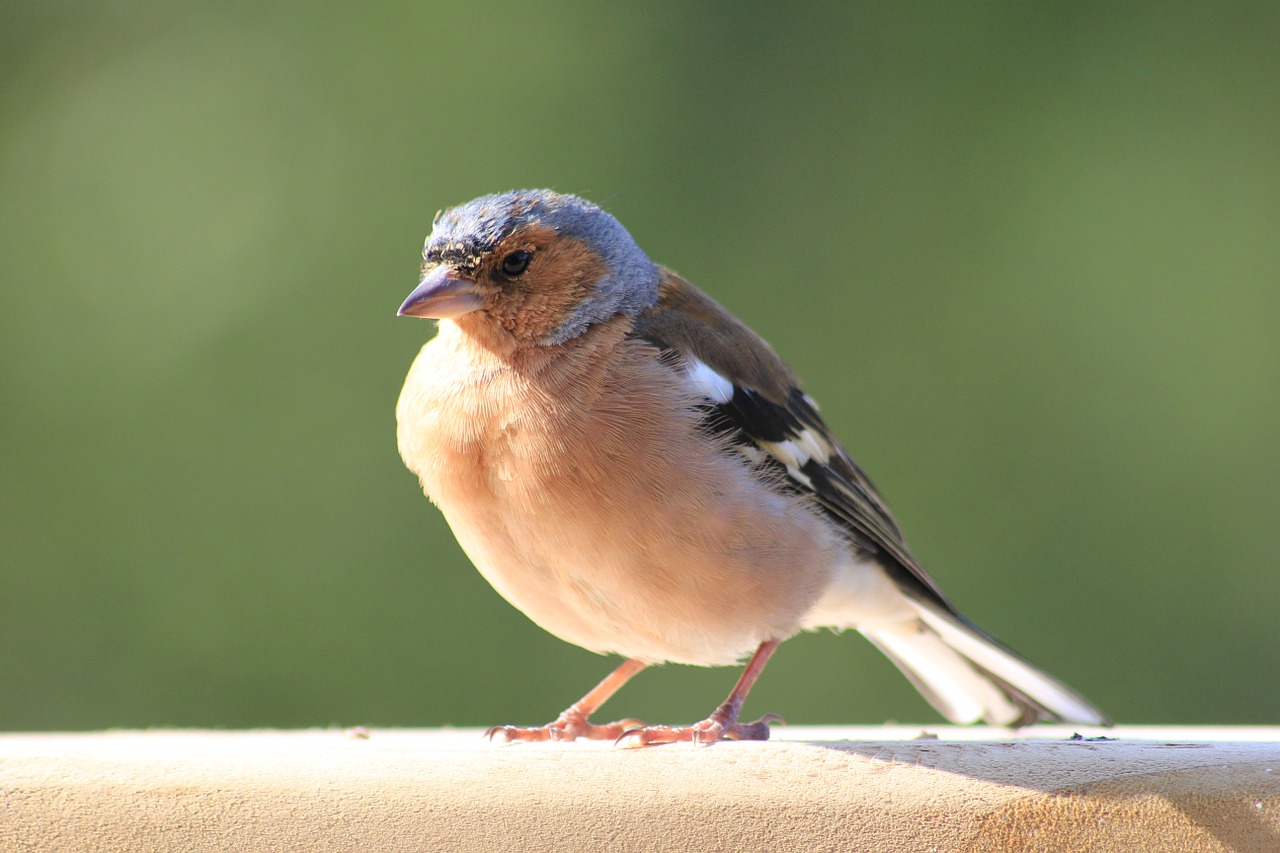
[396,189,1110,746]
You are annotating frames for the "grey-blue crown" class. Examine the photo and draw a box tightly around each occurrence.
[427,190,661,343]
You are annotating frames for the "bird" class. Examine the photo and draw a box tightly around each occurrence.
[395,189,1110,746]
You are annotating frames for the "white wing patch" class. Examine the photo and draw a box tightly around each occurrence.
[759,427,835,491]
[682,357,838,491]
[684,358,735,404]
[768,453,813,486]
[761,432,833,469]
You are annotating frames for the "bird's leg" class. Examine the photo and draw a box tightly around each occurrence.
[486,658,648,742]
[615,639,784,747]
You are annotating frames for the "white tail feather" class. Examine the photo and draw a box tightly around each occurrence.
[914,606,1109,726]
[865,623,1019,724]
[861,605,1110,727]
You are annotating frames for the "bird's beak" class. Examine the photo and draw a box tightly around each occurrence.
[397,266,484,319]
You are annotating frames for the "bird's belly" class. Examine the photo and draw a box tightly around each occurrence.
[398,334,846,665]
[415,414,840,665]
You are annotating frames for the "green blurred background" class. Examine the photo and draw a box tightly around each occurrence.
[2,2,1277,731]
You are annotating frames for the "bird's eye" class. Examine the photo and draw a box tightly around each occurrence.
[501,250,532,277]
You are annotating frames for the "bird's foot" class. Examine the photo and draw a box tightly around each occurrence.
[485,707,644,743]
[614,712,784,747]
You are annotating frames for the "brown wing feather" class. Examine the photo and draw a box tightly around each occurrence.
[631,269,961,614]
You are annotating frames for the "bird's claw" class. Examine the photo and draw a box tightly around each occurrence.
[615,712,784,748]
[484,715,645,743]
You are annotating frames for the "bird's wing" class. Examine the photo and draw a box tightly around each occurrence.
[630,270,1113,728]
[630,269,961,614]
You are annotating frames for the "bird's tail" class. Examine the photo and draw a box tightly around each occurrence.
[862,604,1111,727]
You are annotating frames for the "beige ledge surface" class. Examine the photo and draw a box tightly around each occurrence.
[2,726,1278,852]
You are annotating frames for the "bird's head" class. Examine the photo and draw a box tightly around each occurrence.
[398,190,661,345]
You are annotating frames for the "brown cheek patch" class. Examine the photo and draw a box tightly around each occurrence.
[502,232,609,342]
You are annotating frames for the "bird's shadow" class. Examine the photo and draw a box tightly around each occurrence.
[793,735,1280,851]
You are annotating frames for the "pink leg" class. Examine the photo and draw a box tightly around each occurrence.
[486,658,648,742]
[616,639,784,747]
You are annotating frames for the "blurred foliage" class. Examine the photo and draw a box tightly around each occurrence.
[1,1,1278,730]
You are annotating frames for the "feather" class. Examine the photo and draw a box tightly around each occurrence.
[632,270,954,610]
[631,269,1111,727]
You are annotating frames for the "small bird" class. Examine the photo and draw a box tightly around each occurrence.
[396,189,1109,745]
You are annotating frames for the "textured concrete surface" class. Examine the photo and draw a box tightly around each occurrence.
[2,726,1278,852]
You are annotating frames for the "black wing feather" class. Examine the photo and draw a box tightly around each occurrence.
[636,328,961,615]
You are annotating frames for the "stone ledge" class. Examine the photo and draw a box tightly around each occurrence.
[2,726,1277,852]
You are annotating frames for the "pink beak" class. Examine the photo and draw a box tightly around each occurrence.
[397,267,484,319]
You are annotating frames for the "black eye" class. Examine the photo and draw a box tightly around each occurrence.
[501,250,532,277]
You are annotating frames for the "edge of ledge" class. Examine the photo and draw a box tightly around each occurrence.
[2,726,1278,853]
